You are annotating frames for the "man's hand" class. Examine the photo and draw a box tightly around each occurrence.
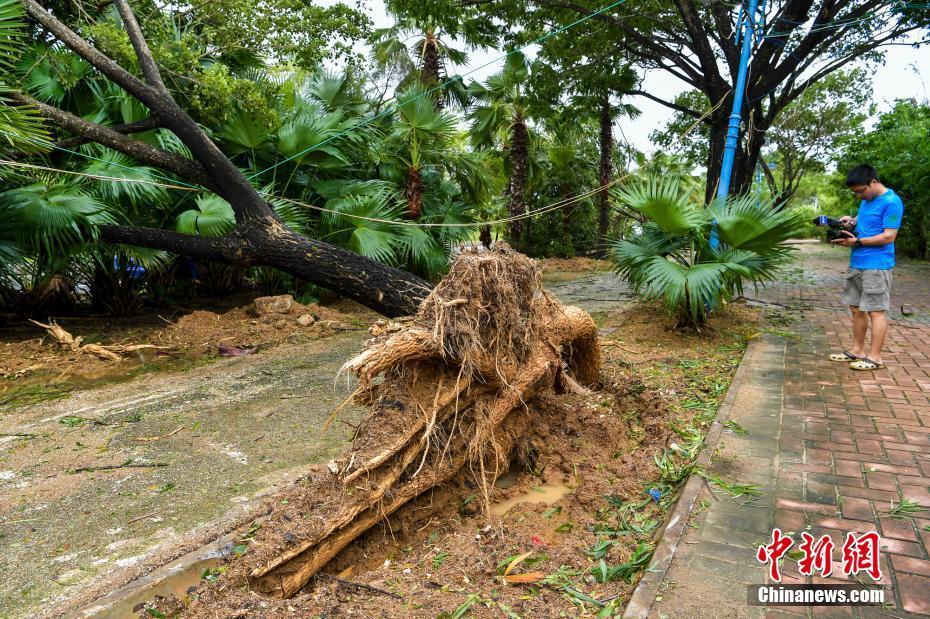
[838,215,856,227]
[831,230,857,247]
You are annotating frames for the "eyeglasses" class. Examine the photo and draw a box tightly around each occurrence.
[850,183,872,196]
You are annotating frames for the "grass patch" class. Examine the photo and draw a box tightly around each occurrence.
[0,383,72,412]
[884,499,927,520]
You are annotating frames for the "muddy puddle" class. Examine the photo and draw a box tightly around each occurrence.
[490,481,572,517]
[79,540,235,618]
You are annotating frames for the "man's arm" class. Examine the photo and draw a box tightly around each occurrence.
[832,228,898,247]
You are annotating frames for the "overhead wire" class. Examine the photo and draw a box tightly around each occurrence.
[0,86,735,230]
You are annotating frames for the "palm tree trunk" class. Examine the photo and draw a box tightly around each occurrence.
[421,32,443,109]
[508,117,529,246]
[405,166,424,219]
[597,96,613,257]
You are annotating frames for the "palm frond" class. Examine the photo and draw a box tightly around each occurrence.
[82,149,168,208]
[710,193,805,252]
[0,183,115,255]
[175,194,235,237]
[321,191,401,265]
[612,178,705,236]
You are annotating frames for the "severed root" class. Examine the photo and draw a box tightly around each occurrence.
[29,320,170,361]
[245,244,602,600]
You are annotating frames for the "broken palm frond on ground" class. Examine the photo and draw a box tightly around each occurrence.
[198,244,602,602]
[28,319,170,361]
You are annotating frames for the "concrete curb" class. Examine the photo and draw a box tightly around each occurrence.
[623,336,761,618]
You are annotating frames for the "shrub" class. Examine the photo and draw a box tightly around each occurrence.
[609,178,805,328]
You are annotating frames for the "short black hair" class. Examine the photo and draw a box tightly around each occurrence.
[846,165,880,186]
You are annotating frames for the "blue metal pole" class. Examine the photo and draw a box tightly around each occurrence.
[717,0,761,201]
[710,0,761,251]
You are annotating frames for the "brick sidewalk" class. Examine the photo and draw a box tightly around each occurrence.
[638,244,930,618]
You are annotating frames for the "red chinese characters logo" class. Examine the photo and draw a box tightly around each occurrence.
[798,532,834,577]
[757,529,882,582]
[841,531,882,580]
[757,528,794,582]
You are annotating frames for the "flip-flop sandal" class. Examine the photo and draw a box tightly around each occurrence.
[829,351,862,362]
[850,358,885,371]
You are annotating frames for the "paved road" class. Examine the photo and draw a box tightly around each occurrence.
[649,244,930,618]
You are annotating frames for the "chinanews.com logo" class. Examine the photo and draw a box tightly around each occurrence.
[747,528,885,607]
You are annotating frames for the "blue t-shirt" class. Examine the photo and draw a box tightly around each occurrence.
[851,188,904,270]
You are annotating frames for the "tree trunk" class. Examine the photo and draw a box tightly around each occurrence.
[19,0,434,318]
[704,112,729,204]
[420,31,442,109]
[100,218,433,317]
[508,116,528,246]
[405,166,424,219]
[597,96,613,256]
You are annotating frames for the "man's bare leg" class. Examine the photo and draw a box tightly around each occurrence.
[850,306,869,357]
[868,311,888,364]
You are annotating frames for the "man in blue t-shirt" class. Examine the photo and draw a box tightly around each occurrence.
[828,165,904,371]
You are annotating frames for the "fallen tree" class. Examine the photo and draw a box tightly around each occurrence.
[11,0,432,317]
[181,244,601,605]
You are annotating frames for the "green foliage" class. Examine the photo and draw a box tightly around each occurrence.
[0,0,50,153]
[838,100,930,258]
[609,178,804,328]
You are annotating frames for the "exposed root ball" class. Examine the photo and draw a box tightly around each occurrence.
[244,244,601,599]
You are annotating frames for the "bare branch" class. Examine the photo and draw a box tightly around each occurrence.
[629,89,704,120]
[114,0,169,95]
[57,116,161,148]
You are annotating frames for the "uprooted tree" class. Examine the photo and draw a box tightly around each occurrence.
[179,245,600,604]
[7,0,431,317]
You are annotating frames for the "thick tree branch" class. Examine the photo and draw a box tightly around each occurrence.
[670,0,722,88]
[23,0,274,221]
[21,0,156,103]
[629,89,703,120]
[6,92,214,188]
[100,224,241,260]
[57,116,161,148]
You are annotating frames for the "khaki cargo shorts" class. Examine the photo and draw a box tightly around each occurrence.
[843,268,893,312]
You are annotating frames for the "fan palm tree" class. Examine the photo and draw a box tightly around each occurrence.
[609,178,804,329]
[468,52,535,246]
[369,22,469,110]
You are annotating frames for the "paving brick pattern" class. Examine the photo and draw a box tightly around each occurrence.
[757,246,930,617]
[644,244,930,618]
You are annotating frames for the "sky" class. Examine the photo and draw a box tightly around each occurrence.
[334,0,930,154]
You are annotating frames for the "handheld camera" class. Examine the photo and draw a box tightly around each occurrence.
[812,216,853,242]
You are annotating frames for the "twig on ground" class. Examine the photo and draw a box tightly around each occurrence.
[128,511,160,524]
[71,461,168,473]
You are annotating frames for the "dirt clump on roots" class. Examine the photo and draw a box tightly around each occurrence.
[167,244,617,615]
